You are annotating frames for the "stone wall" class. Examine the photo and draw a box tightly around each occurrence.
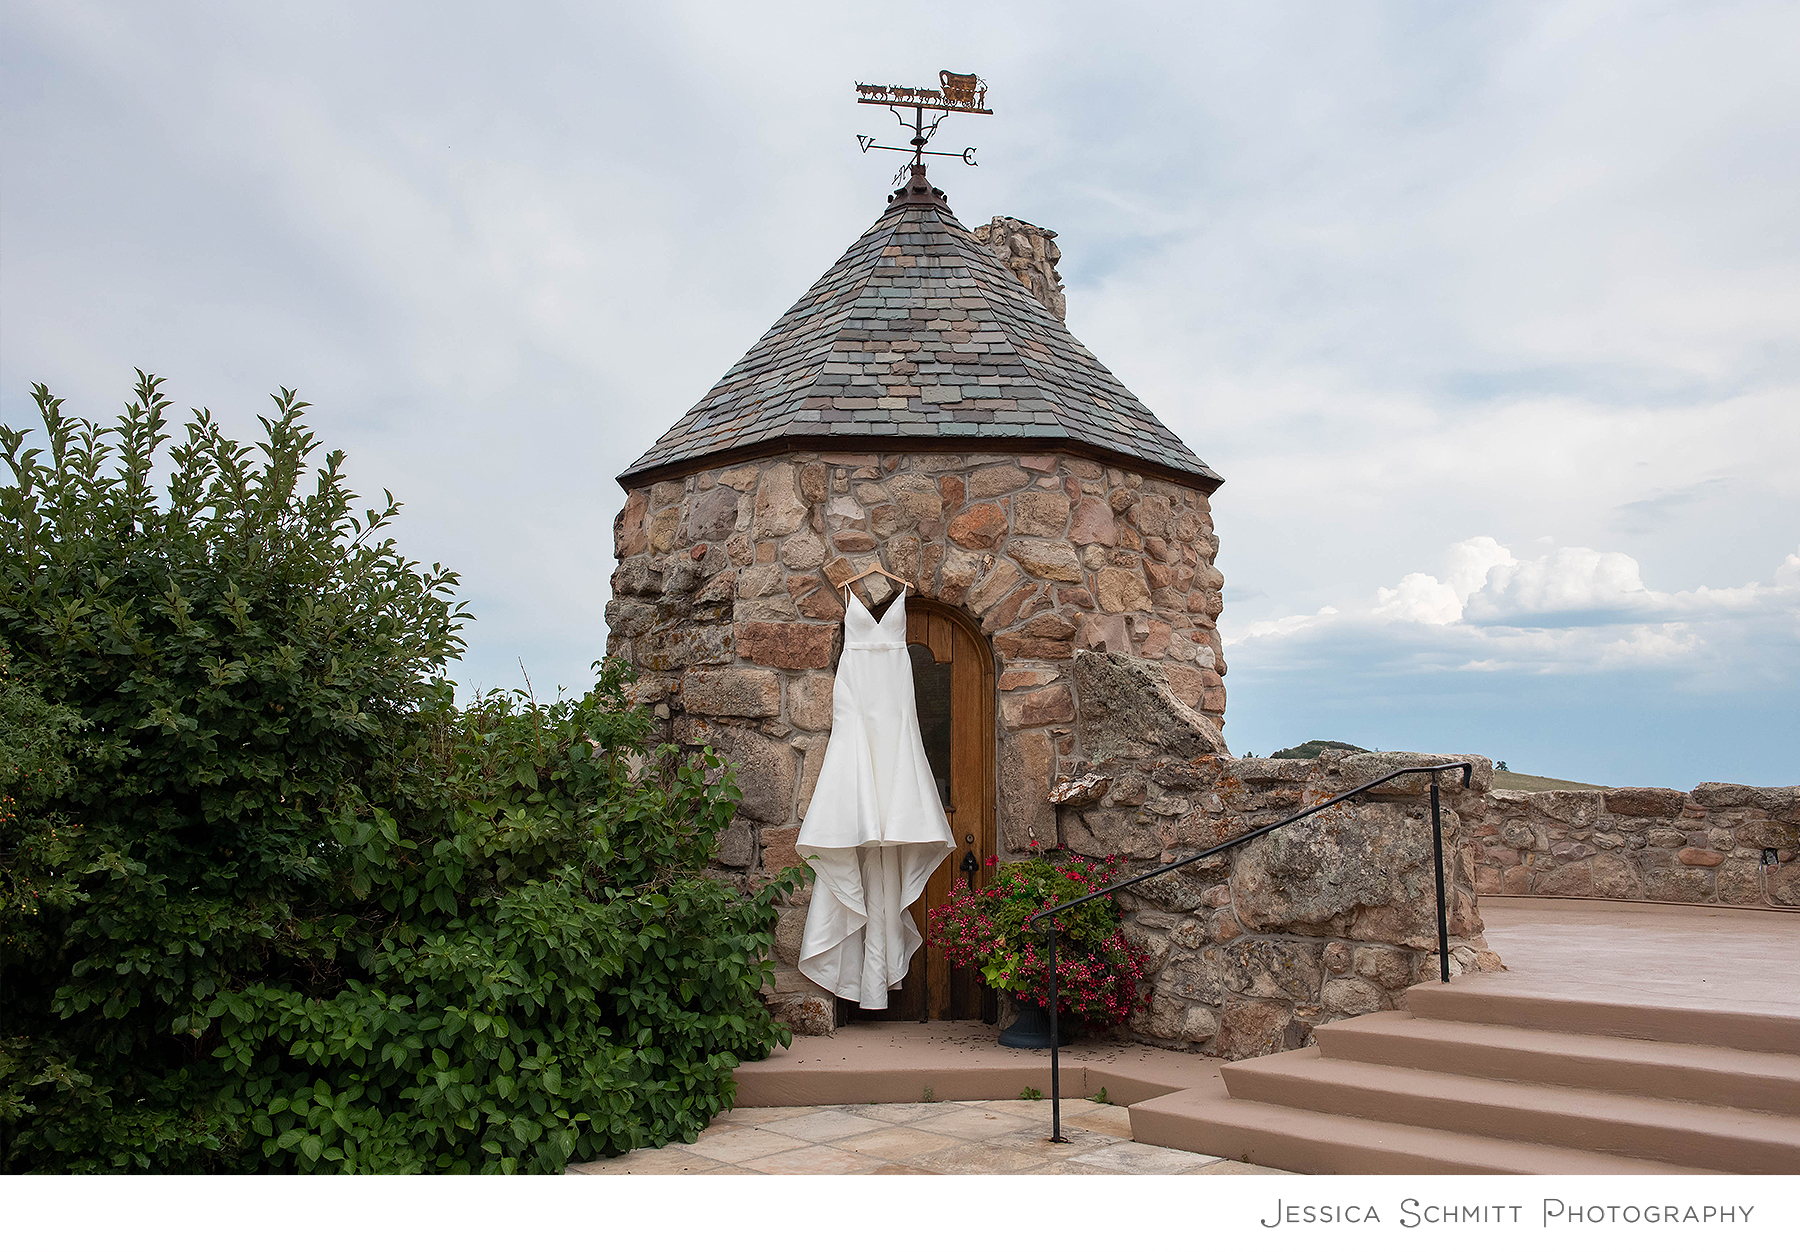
[607,449,1228,1031]
[1047,674,1499,1060]
[971,217,1066,321]
[1470,784,1800,909]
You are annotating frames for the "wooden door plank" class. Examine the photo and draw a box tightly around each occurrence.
[927,613,954,663]
[944,607,990,1021]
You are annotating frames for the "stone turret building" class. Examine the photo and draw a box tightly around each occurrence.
[606,166,1237,1035]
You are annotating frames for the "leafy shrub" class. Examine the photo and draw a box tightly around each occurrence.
[1,375,795,1172]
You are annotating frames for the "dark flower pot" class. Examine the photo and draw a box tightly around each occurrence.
[998,998,1077,1049]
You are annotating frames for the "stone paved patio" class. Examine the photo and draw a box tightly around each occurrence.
[566,1099,1291,1175]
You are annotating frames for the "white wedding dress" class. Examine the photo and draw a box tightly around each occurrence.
[796,588,956,1009]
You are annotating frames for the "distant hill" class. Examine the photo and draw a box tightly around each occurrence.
[1266,741,1610,791]
[1271,739,1369,760]
[1491,769,1609,793]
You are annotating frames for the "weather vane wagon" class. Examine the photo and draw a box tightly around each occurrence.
[855,69,992,185]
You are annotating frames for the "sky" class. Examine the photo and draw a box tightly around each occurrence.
[3,1,1795,788]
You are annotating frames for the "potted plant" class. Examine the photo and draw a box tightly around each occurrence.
[928,843,1150,1048]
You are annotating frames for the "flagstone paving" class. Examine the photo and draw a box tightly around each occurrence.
[566,1099,1291,1176]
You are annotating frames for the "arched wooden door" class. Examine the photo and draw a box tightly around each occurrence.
[846,597,996,1023]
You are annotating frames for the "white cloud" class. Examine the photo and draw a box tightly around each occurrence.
[1236,604,1339,642]
[1444,536,1517,600]
[1224,540,1798,784]
[1231,538,1800,680]
[1374,573,1464,626]
[1372,537,1519,627]
[1466,546,1657,625]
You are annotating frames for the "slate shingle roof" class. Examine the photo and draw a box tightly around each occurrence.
[619,178,1220,491]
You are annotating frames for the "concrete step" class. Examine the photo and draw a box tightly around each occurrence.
[729,1020,1222,1108]
[1130,1081,1718,1175]
[1405,975,1800,1055]
[1315,1012,1800,1115]
[1220,1047,1800,1172]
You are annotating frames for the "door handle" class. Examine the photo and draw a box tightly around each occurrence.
[959,850,980,890]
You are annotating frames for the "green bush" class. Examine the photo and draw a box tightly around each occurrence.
[1,374,795,1172]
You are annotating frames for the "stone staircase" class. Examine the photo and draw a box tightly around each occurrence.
[1129,974,1800,1174]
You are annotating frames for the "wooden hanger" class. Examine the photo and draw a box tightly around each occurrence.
[834,561,916,597]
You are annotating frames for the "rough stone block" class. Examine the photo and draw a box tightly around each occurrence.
[1644,866,1715,903]
[1353,946,1416,989]
[637,622,735,671]
[692,725,797,824]
[760,824,806,873]
[649,509,680,553]
[1226,757,1315,785]
[615,491,649,559]
[1345,896,1441,949]
[1000,730,1056,852]
[793,733,828,820]
[1528,789,1601,827]
[794,581,845,621]
[735,620,837,670]
[1006,538,1083,582]
[786,671,835,732]
[767,993,834,1036]
[1735,819,1797,850]
[773,907,806,965]
[753,463,808,538]
[1336,752,1492,797]
[1225,938,1323,1001]
[947,502,1007,550]
[938,548,988,604]
[1589,851,1643,898]
[1066,496,1116,546]
[1692,783,1797,813]
[1000,684,1075,730]
[1012,491,1071,537]
[968,464,1032,497]
[1768,861,1800,906]
[1231,805,1433,935]
[680,667,780,718]
[1530,858,1593,895]
[1160,949,1227,1004]
[612,555,664,598]
[1073,649,1228,762]
[1321,977,1386,1016]
[1094,566,1154,613]
[1216,997,1294,1061]
[717,818,758,868]
[1603,787,1687,819]
[687,486,739,540]
[780,530,827,569]
[967,562,1023,616]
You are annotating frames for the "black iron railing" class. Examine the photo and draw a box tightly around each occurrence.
[1025,761,1473,1143]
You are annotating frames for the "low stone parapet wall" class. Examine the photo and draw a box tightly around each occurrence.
[1051,658,1502,1060]
[1471,783,1799,909]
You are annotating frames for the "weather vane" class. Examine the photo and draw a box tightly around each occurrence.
[855,70,991,185]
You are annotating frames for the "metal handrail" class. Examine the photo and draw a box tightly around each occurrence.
[1025,760,1473,1143]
